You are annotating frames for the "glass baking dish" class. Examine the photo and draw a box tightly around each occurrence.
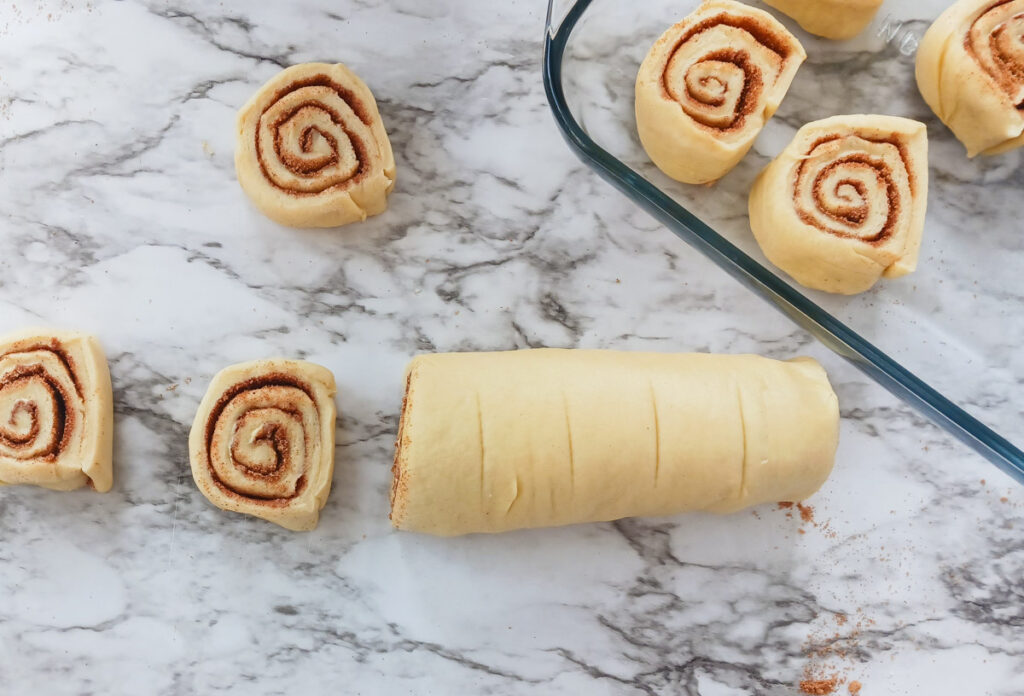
[543,0,1024,482]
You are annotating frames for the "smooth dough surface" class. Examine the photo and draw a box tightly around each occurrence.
[916,0,1024,157]
[235,62,396,228]
[189,359,337,531]
[635,0,805,184]
[0,327,113,492]
[391,350,839,536]
[764,0,883,39]
[749,114,928,295]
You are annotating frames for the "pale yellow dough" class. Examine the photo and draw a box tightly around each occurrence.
[189,359,337,531]
[749,114,928,295]
[635,0,805,184]
[0,328,113,492]
[916,0,1024,157]
[235,63,396,227]
[390,350,839,536]
[764,0,884,40]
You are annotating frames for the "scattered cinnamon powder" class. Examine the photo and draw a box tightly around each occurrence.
[1000,497,1008,503]
[849,681,862,694]
[797,503,814,523]
[800,677,838,694]
[778,501,794,508]
[801,610,869,693]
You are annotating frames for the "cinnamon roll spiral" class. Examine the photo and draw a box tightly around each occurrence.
[917,0,1024,156]
[763,0,884,40]
[235,63,396,227]
[0,329,113,492]
[188,360,337,531]
[635,0,806,184]
[748,115,929,295]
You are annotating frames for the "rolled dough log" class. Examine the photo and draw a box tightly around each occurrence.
[391,349,839,536]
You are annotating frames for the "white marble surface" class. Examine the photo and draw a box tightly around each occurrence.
[0,1,1021,694]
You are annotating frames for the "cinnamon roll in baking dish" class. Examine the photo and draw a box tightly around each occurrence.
[635,0,805,184]
[748,115,928,295]
[763,0,884,40]
[917,0,1024,157]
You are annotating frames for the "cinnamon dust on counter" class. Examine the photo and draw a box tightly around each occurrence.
[799,610,873,694]
[778,502,836,537]
[799,677,838,695]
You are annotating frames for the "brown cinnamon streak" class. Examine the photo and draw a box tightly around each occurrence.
[965,1,1024,99]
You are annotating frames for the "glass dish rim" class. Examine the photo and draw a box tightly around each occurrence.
[541,0,1024,484]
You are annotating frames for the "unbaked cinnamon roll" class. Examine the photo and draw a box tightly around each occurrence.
[0,328,113,492]
[763,0,884,40]
[748,115,929,295]
[235,63,396,227]
[917,0,1024,156]
[188,360,337,531]
[635,0,806,184]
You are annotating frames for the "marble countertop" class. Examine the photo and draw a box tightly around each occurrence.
[0,1,1021,694]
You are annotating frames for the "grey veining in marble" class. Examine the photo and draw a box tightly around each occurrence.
[0,1,1021,694]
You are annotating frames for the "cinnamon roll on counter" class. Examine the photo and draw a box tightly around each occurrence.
[763,0,884,40]
[635,0,806,184]
[0,328,113,492]
[189,360,337,531]
[748,115,928,295]
[917,0,1024,156]
[235,63,396,227]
